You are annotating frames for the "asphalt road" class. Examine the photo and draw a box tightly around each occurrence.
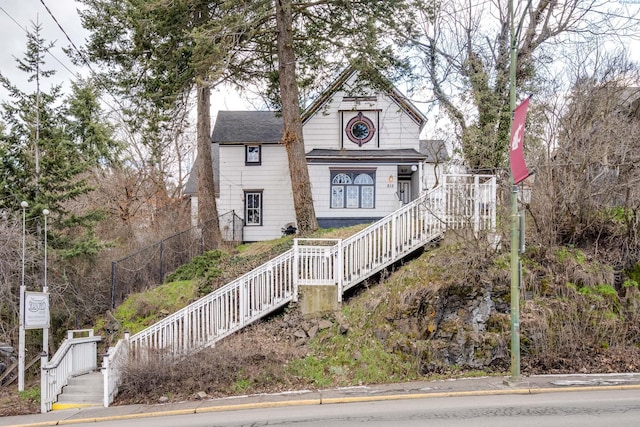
[31,388,640,427]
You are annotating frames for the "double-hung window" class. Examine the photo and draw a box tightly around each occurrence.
[245,145,261,165]
[245,191,263,225]
[330,170,375,209]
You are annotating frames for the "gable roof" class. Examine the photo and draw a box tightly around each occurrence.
[302,67,427,127]
[211,111,283,144]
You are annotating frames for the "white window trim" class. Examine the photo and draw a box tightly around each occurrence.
[244,190,263,226]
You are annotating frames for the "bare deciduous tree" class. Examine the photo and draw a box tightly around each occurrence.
[529,52,640,265]
[409,0,639,171]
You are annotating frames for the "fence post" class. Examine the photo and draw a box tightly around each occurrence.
[474,174,481,235]
[491,176,497,232]
[102,351,109,408]
[336,240,343,303]
[159,241,164,283]
[293,239,299,302]
[40,352,48,413]
[391,214,397,260]
[111,261,116,309]
[232,210,237,242]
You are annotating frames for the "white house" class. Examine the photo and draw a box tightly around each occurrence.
[185,67,448,241]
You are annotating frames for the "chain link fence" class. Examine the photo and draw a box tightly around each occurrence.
[110,211,243,308]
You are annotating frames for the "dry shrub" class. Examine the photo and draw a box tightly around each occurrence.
[116,317,309,403]
[521,290,632,373]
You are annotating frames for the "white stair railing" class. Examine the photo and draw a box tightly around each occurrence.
[100,174,496,407]
[102,332,129,407]
[41,329,101,413]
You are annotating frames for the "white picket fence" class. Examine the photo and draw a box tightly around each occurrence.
[99,174,495,408]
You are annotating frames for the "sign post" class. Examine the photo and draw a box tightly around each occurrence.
[17,203,51,391]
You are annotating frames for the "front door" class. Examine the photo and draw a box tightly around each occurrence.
[398,179,411,204]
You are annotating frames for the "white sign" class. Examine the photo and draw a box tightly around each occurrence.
[24,292,50,329]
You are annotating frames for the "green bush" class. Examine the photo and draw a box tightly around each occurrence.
[165,250,225,282]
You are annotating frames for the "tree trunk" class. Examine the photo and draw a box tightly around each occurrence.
[275,0,318,234]
[196,82,222,249]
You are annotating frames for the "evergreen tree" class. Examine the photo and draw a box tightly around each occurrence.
[0,23,118,256]
[78,0,268,248]
[79,0,414,236]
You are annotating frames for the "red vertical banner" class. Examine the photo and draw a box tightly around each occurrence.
[509,98,530,184]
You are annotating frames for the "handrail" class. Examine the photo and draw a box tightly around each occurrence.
[41,329,101,413]
[128,248,296,360]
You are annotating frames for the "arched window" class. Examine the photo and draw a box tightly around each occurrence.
[354,173,374,185]
[332,173,352,185]
[330,170,375,209]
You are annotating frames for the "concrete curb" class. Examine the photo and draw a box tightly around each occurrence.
[8,383,640,427]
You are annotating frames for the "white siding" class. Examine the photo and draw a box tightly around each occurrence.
[303,74,422,151]
[218,144,296,241]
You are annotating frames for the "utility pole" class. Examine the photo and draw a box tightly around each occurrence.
[507,0,532,382]
[508,0,520,382]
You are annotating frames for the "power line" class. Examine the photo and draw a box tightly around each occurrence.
[36,0,122,110]
[38,0,89,75]
[0,4,81,80]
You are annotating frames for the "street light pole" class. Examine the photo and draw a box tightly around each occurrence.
[42,209,49,360]
[18,201,28,391]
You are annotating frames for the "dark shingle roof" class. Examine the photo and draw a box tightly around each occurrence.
[211,111,283,144]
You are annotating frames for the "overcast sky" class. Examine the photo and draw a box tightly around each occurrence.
[0,0,88,100]
[1,1,639,112]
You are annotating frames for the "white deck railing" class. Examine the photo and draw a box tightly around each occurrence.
[98,174,495,407]
[41,329,101,413]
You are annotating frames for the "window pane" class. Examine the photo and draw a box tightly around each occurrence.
[362,187,374,208]
[247,146,260,162]
[245,192,262,225]
[346,186,359,208]
[330,171,375,209]
[331,186,344,208]
[354,173,373,185]
[332,173,352,185]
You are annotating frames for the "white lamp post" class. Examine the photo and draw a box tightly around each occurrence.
[18,201,28,391]
[42,209,49,360]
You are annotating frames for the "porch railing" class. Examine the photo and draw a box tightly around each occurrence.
[98,174,495,407]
